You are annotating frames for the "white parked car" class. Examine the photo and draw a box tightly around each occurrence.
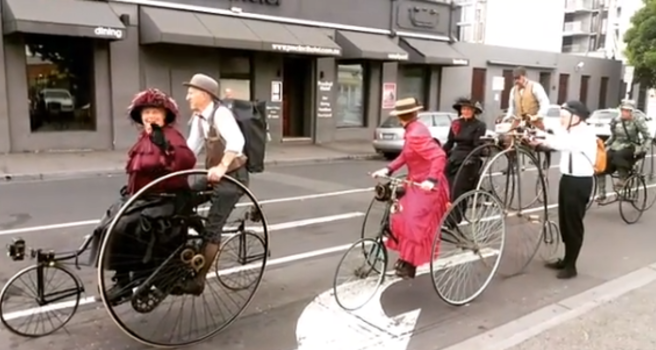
[38,88,75,113]
[586,108,656,141]
[494,104,562,134]
[373,111,496,159]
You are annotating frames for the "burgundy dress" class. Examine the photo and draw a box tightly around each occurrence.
[386,119,450,267]
[126,126,196,194]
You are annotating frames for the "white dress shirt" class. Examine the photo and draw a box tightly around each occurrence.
[506,82,551,118]
[186,102,245,157]
[542,123,597,177]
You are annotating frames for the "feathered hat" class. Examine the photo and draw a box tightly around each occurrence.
[127,88,180,124]
[453,97,483,115]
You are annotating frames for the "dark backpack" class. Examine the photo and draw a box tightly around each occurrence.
[214,99,268,173]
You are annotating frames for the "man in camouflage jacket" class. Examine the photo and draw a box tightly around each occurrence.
[597,100,652,200]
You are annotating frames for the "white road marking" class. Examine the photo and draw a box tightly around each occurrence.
[1,212,365,321]
[0,188,374,236]
[296,248,500,350]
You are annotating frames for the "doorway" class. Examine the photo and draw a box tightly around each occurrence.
[282,57,313,140]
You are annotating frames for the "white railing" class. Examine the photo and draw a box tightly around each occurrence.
[563,21,587,33]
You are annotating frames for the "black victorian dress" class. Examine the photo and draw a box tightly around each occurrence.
[443,117,487,223]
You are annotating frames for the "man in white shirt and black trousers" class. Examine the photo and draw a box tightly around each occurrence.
[528,100,596,279]
[182,73,248,295]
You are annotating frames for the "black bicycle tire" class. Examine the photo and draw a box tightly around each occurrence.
[97,169,270,348]
[333,238,388,311]
[619,174,647,224]
[215,231,267,291]
[0,264,81,337]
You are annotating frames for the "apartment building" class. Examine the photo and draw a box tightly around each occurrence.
[561,0,613,55]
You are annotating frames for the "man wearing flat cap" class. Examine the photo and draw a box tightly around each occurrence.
[183,73,248,294]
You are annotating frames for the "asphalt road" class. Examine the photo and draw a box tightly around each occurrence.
[0,157,656,350]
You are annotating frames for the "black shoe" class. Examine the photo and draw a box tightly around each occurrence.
[544,259,566,270]
[557,267,578,279]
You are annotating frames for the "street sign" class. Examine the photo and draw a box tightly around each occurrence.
[492,76,505,92]
[295,249,499,350]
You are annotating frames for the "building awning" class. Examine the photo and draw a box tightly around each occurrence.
[400,38,469,66]
[335,31,408,61]
[2,0,126,40]
[140,7,341,56]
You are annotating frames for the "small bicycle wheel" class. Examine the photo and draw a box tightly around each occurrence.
[215,231,267,291]
[619,174,647,224]
[0,264,81,337]
[432,190,505,306]
[97,169,269,348]
[538,221,561,261]
[333,238,387,311]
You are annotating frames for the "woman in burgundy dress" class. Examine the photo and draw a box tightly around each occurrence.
[371,98,450,279]
[93,88,197,301]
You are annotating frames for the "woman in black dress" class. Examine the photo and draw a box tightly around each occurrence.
[443,97,487,223]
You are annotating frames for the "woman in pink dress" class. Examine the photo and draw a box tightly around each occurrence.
[371,98,450,279]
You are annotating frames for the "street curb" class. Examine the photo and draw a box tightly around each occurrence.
[1,153,381,183]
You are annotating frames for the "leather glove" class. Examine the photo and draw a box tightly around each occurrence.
[371,168,390,178]
[149,124,170,151]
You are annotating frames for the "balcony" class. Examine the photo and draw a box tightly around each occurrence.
[562,44,588,53]
[563,21,590,36]
[564,0,595,13]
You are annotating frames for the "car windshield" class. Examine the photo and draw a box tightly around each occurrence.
[380,116,401,127]
[590,110,618,120]
[44,91,70,99]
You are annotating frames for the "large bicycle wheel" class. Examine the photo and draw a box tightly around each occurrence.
[431,189,505,306]
[333,238,387,311]
[619,174,647,224]
[0,264,81,337]
[97,169,269,348]
[477,148,549,277]
[587,175,598,211]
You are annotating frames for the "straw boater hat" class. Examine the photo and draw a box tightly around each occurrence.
[183,73,220,100]
[127,88,179,124]
[389,98,423,116]
[452,97,483,115]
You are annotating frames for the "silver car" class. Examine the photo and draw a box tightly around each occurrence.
[373,112,456,159]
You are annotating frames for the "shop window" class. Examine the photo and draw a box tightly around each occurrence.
[398,66,428,105]
[336,64,365,128]
[25,34,95,132]
[219,52,252,100]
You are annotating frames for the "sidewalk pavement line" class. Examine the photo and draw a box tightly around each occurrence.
[442,264,656,350]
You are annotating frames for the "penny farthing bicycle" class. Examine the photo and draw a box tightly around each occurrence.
[459,127,559,276]
[332,174,506,311]
[0,169,270,348]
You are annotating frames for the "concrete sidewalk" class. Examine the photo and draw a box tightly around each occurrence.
[0,141,380,181]
[510,279,656,350]
[446,263,656,350]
